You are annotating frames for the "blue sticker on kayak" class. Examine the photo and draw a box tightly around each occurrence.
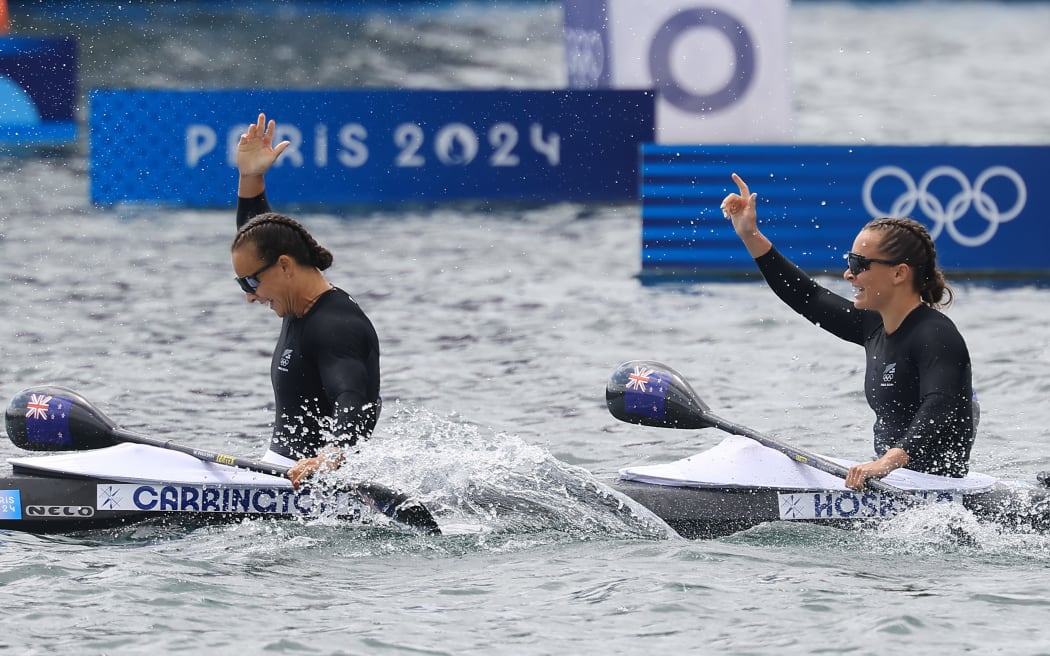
[623,365,671,419]
[1,490,22,520]
[23,393,73,447]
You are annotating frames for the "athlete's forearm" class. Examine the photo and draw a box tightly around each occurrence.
[740,228,773,259]
[235,192,272,229]
[238,172,266,199]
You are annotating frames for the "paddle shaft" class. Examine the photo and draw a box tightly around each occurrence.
[113,426,440,532]
[703,411,907,496]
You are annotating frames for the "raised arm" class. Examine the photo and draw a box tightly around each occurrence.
[235,113,290,228]
[721,173,868,345]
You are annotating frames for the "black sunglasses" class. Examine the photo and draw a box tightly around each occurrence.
[844,252,901,276]
[235,260,276,294]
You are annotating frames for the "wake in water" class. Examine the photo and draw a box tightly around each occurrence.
[318,401,675,546]
[864,501,1050,559]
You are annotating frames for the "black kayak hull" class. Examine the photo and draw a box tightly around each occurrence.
[0,472,365,534]
[6,471,1049,538]
[612,479,1050,539]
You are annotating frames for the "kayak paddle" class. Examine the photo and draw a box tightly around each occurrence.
[605,360,908,496]
[5,385,440,534]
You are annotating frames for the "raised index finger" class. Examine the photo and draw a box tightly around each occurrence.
[731,172,750,198]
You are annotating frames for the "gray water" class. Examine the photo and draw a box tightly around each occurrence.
[3,2,1050,654]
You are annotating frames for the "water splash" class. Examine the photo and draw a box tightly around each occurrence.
[322,401,675,547]
[862,502,1050,560]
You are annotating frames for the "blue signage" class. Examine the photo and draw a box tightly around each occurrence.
[0,36,78,147]
[89,89,655,206]
[641,144,1049,279]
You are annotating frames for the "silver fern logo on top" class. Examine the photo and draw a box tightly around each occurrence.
[881,363,896,387]
[862,166,1027,247]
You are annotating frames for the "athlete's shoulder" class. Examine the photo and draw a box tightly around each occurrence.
[307,288,377,335]
[913,304,962,330]
[325,287,369,317]
[910,305,968,351]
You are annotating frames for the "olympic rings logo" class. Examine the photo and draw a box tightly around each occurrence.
[862,166,1027,247]
[565,27,606,88]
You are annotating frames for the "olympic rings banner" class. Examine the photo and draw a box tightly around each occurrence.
[641,144,1049,278]
[88,88,654,206]
[563,0,791,144]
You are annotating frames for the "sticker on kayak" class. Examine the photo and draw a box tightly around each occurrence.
[778,491,962,521]
[96,484,363,517]
[623,366,671,419]
[1,490,22,520]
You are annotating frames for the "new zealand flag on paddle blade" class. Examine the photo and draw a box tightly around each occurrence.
[24,393,73,447]
[623,367,671,420]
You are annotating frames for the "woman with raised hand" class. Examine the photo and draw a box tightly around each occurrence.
[231,113,381,489]
[720,173,975,491]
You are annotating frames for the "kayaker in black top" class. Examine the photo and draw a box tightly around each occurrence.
[231,113,381,488]
[720,173,975,490]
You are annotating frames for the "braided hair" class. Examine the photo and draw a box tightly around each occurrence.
[231,213,333,271]
[864,217,952,308]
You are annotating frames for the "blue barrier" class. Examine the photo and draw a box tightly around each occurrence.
[89,89,655,206]
[641,144,1048,279]
[0,36,78,148]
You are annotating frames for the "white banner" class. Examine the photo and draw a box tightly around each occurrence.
[566,0,792,144]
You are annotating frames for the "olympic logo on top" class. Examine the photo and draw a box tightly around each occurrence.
[862,166,1027,247]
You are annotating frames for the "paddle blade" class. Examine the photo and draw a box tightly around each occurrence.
[5,386,120,451]
[606,360,713,429]
[353,482,441,535]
